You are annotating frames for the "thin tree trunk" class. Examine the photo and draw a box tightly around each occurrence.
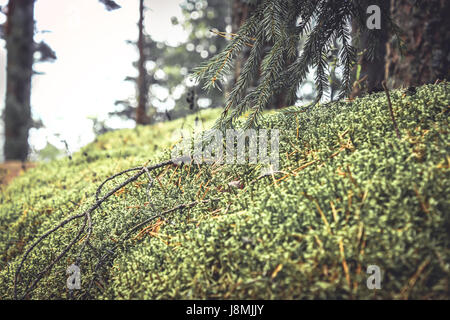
[4,0,35,161]
[385,0,450,88]
[135,0,150,125]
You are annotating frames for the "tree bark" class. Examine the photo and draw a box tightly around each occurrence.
[4,0,35,161]
[230,0,250,90]
[385,0,450,88]
[350,1,390,99]
[135,0,150,125]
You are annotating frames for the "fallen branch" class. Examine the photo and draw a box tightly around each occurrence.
[13,157,211,300]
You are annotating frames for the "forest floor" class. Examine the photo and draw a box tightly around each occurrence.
[0,162,36,186]
[0,83,449,300]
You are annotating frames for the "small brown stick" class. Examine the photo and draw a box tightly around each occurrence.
[400,257,431,299]
[382,80,401,139]
[339,239,351,288]
[123,199,216,241]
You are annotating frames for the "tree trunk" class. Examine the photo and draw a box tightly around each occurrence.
[350,1,390,99]
[135,0,150,125]
[4,0,35,161]
[385,0,450,88]
[230,0,250,90]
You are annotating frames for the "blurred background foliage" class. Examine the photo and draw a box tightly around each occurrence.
[108,0,232,129]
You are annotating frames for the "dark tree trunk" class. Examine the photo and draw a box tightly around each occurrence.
[385,0,450,88]
[350,1,390,99]
[135,0,150,125]
[4,0,35,161]
[230,0,250,89]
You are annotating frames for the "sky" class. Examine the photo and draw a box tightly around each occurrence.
[0,0,187,160]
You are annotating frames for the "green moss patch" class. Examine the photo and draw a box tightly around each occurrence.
[1,84,449,299]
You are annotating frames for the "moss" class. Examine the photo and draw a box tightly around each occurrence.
[0,84,449,299]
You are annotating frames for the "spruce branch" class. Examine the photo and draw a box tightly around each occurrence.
[193,0,394,128]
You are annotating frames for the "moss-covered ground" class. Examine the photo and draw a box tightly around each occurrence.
[0,83,449,299]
